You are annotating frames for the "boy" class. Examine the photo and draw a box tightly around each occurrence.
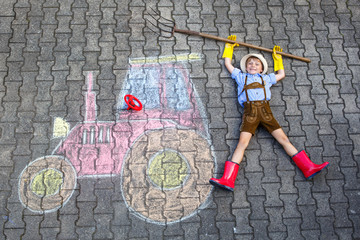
[209,35,329,191]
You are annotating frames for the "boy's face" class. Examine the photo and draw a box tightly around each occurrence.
[246,57,263,74]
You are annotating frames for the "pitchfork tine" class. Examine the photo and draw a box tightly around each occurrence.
[146,19,173,38]
[147,12,172,31]
[146,20,162,36]
[145,13,173,37]
[145,7,175,38]
[148,7,174,25]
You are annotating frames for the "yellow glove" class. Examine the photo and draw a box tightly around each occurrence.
[272,45,284,72]
[222,35,239,59]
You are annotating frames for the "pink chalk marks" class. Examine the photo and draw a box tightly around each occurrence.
[19,58,214,224]
[85,72,96,121]
[55,72,120,177]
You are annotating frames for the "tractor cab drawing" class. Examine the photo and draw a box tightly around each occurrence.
[19,57,214,224]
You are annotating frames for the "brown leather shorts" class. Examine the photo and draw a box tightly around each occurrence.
[241,101,281,135]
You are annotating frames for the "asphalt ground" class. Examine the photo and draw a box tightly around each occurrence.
[0,0,359,239]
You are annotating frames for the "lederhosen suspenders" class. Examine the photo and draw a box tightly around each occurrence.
[242,75,267,102]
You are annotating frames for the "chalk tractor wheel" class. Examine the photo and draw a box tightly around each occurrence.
[122,128,214,223]
[19,156,77,213]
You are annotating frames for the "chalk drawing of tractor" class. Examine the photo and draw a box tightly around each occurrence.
[19,55,215,224]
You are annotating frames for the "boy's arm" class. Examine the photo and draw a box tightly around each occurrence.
[275,69,285,81]
[272,46,285,81]
[223,35,239,74]
[224,57,235,74]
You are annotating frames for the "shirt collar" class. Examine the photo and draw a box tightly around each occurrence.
[246,73,262,78]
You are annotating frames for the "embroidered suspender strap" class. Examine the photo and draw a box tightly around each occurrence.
[243,82,264,90]
[241,75,267,102]
[244,76,249,102]
[260,76,267,100]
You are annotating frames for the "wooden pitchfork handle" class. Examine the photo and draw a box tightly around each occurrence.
[174,28,311,63]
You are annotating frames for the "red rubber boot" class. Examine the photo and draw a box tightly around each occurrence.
[209,161,239,191]
[292,150,329,180]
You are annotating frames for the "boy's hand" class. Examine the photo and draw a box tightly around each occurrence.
[272,45,284,72]
[222,35,239,60]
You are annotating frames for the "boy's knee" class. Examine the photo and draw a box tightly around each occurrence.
[237,132,252,149]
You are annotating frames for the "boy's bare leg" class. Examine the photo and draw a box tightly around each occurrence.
[209,131,251,191]
[271,128,298,157]
[230,132,252,164]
